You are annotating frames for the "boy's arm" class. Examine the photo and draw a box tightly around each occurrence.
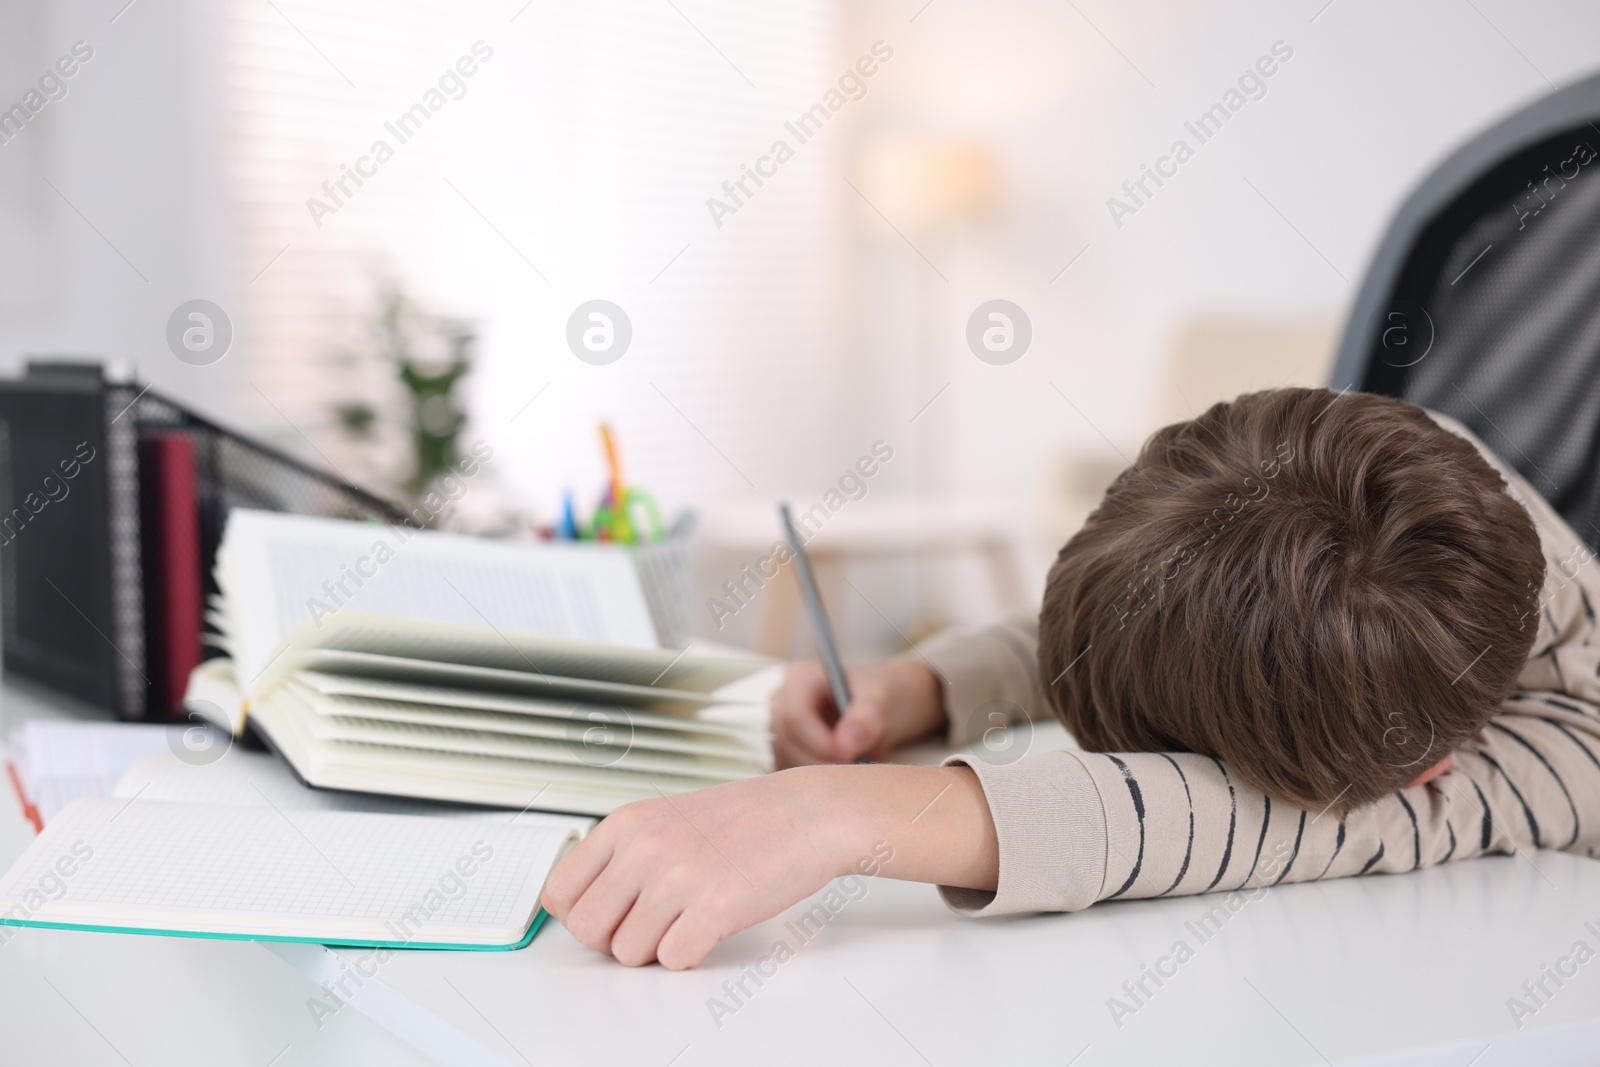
[940,686,1600,915]
[942,416,1600,915]
[945,607,1600,914]
[914,614,1051,747]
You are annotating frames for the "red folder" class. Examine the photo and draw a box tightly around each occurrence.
[140,432,202,718]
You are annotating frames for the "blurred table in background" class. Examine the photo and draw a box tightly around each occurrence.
[696,500,1029,658]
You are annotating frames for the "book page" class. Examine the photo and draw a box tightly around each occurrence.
[302,714,764,780]
[0,797,573,947]
[254,688,734,814]
[271,614,763,694]
[113,748,596,836]
[12,722,179,824]
[285,649,731,712]
[290,686,767,762]
[293,671,768,742]
[219,510,659,687]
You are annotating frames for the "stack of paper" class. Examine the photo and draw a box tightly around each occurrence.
[8,721,176,826]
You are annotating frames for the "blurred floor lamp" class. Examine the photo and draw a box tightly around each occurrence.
[858,139,994,634]
[859,138,994,497]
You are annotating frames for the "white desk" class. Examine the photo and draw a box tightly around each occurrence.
[5,674,1600,1066]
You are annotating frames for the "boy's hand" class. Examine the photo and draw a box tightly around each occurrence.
[769,659,945,767]
[541,768,853,969]
[540,764,998,970]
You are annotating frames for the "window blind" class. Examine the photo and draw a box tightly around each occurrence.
[226,0,847,515]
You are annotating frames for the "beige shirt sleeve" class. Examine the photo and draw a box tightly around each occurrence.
[912,614,1049,748]
[925,415,1600,917]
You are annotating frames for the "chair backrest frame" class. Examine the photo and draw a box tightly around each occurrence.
[1331,71,1600,390]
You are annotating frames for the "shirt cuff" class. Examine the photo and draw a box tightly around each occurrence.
[936,750,1108,916]
[912,619,1044,749]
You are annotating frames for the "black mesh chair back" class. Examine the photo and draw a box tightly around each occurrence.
[1330,73,1600,549]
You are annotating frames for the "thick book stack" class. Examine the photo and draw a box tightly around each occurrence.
[192,510,772,816]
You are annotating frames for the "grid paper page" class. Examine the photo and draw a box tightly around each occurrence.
[0,798,569,940]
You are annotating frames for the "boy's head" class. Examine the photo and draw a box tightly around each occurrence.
[1039,388,1545,810]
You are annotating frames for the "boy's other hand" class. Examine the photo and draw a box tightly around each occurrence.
[769,659,945,767]
[540,763,999,970]
[541,769,849,969]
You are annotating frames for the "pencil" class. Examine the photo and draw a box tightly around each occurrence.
[778,503,862,760]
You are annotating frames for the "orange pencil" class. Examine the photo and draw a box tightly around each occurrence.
[599,423,632,542]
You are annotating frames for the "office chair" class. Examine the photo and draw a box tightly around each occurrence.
[1330,70,1600,549]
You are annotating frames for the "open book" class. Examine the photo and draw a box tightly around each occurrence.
[193,510,772,816]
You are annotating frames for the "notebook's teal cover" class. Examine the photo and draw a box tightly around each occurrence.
[0,906,550,951]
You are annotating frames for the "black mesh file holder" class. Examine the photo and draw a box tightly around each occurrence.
[0,361,407,719]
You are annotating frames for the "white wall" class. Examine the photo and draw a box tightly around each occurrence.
[835,0,1600,554]
[0,0,250,429]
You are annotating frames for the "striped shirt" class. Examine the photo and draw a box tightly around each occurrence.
[917,414,1600,915]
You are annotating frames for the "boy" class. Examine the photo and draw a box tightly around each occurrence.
[543,388,1600,969]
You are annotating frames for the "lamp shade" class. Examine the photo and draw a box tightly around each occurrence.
[859,137,995,232]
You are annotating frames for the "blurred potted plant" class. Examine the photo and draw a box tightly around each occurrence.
[334,283,478,519]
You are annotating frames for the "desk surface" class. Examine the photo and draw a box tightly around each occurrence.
[4,675,1600,1067]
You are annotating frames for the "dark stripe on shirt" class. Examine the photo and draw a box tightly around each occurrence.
[1479,752,1543,847]
[1202,758,1237,893]
[1539,695,1597,719]
[1357,841,1386,876]
[1550,720,1600,779]
[1468,776,1494,851]
[1239,795,1272,890]
[1270,810,1307,886]
[1105,755,1146,900]
[1395,792,1421,870]
[1313,821,1346,880]
[1489,721,1579,848]
[1441,819,1457,863]
[1157,754,1194,896]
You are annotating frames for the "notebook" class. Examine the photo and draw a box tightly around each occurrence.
[192,510,773,816]
[0,795,577,950]
[7,720,181,828]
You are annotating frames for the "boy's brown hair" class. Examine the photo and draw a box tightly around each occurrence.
[1038,388,1545,810]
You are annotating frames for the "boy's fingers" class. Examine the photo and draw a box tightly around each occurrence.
[655,910,722,971]
[774,700,836,763]
[770,662,843,767]
[609,891,684,967]
[774,665,836,717]
[541,832,615,917]
[834,690,886,760]
[560,864,639,956]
